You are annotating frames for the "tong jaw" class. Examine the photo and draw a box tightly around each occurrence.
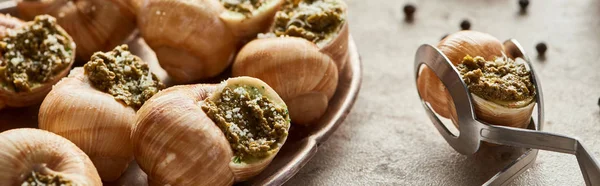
[413,44,481,155]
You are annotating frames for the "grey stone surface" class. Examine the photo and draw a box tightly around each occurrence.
[286,0,600,185]
[0,0,598,185]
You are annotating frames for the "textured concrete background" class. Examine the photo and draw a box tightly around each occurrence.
[286,0,600,185]
[0,0,598,185]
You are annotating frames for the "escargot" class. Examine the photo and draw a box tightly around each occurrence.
[219,0,286,41]
[16,0,138,61]
[0,14,75,110]
[137,0,289,83]
[0,128,101,185]
[132,76,291,185]
[38,45,164,181]
[271,0,349,69]
[233,37,337,125]
[417,31,536,129]
[232,0,347,125]
[137,0,238,83]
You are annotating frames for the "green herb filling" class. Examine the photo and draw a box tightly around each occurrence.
[202,85,290,163]
[0,15,72,92]
[274,0,345,43]
[22,170,72,186]
[457,55,536,103]
[221,0,266,16]
[83,45,164,109]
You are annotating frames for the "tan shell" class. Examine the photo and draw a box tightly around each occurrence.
[0,14,23,36]
[269,0,349,72]
[137,0,238,83]
[0,15,76,110]
[417,30,534,129]
[220,0,285,41]
[232,37,338,125]
[16,0,137,61]
[320,21,349,71]
[38,67,136,181]
[132,76,290,185]
[0,128,101,185]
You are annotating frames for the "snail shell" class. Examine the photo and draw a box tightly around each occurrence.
[137,0,238,83]
[417,31,534,129]
[219,0,285,41]
[321,21,349,72]
[268,0,350,71]
[38,67,136,181]
[0,14,76,110]
[0,128,101,185]
[16,0,138,61]
[0,14,23,36]
[132,77,290,185]
[232,37,338,125]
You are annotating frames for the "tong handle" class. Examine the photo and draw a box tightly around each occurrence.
[481,125,600,185]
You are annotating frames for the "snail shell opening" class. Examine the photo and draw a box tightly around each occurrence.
[0,128,101,185]
[0,14,76,109]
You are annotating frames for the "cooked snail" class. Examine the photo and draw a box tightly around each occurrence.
[16,0,138,61]
[233,37,337,125]
[0,128,101,185]
[132,76,290,185]
[232,0,348,125]
[417,31,535,129]
[272,0,349,69]
[137,0,238,83]
[0,14,75,110]
[38,45,164,181]
[219,0,285,40]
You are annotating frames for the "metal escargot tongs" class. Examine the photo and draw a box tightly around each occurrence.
[414,39,600,185]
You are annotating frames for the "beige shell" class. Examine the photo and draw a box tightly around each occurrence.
[137,0,238,83]
[315,0,350,71]
[0,14,23,36]
[220,0,285,41]
[417,30,534,129]
[16,0,138,61]
[38,67,136,182]
[132,76,290,185]
[268,0,350,71]
[0,14,76,110]
[232,37,338,125]
[0,128,101,185]
[321,21,350,71]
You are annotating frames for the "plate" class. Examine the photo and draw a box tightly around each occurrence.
[0,1,362,185]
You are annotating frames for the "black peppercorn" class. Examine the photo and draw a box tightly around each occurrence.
[519,0,530,11]
[441,34,449,41]
[597,97,600,107]
[403,4,416,21]
[536,42,547,56]
[460,19,471,30]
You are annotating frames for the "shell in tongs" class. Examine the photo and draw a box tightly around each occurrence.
[417,30,535,129]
